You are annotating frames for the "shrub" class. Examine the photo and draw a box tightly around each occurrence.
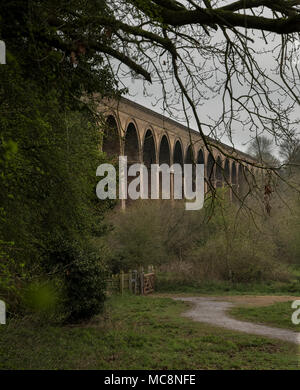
[64,248,107,322]
[105,194,294,287]
[270,194,300,266]
[188,196,292,283]
[105,200,202,272]
[191,232,290,283]
[106,201,170,272]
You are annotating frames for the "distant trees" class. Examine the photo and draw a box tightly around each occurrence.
[247,136,279,167]
[279,135,300,181]
[106,197,296,284]
[280,136,300,166]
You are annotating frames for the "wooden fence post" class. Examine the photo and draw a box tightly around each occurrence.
[133,270,137,295]
[140,267,144,295]
[107,267,155,296]
[120,271,124,295]
[128,270,132,294]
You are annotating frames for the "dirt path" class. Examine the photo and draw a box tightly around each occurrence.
[173,297,300,345]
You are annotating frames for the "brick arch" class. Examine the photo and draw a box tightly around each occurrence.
[173,138,184,167]
[223,158,230,184]
[124,121,141,164]
[124,117,141,146]
[185,144,196,164]
[215,155,223,188]
[141,124,158,148]
[141,128,157,199]
[103,111,122,132]
[197,148,205,164]
[158,133,171,165]
[102,114,121,158]
[238,163,247,195]
[142,128,157,167]
[206,151,215,182]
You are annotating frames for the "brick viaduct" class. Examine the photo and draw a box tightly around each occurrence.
[98,97,257,200]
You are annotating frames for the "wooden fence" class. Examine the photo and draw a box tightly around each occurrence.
[106,266,155,295]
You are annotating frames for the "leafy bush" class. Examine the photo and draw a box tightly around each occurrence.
[105,200,201,272]
[191,232,290,283]
[0,239,26,312]
[0,35,113,321]
[64,248,107,322]
[270,193,300,266]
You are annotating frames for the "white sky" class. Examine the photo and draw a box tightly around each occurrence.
[114,5,300,157]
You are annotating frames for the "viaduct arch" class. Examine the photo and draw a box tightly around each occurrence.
[99,97,258,202]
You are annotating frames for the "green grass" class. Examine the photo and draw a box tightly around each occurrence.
[0,294,299,369]
[229,301,300,331]
[156,273,300,296]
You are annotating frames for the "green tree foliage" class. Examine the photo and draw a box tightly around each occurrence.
[0,0,120,321]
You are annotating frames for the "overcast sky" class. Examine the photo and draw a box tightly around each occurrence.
[115,10,300,157]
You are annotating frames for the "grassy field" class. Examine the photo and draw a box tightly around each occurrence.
[229,301,300,331]
[0,294,298,369]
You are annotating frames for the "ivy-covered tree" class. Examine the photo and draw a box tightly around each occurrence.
[0,0,121,321]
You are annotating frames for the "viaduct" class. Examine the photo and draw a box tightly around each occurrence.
[98,97,257,201]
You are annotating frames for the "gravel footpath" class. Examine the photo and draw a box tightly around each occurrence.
[173,297,300,344]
